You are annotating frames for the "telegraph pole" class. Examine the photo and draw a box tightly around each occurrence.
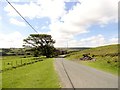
[67,41,68,49]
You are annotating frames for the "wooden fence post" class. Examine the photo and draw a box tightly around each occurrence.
[11,61,13,67]
[21,59,22,65]
[4,62,5,70]
[16,60,17,66]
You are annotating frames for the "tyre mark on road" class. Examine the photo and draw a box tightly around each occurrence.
[62,59,75,90]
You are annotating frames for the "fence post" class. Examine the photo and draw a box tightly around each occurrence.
[11,61,13,68]
[16,61,17,66]
[4,62,5,70]
[21,59,22,65]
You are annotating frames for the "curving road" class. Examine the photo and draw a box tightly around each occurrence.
[54,58,118,88]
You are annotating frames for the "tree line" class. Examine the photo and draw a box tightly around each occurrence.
[1,34,68,57]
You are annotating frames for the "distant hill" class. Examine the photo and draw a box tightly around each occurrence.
[56,47,91,52]
[67,44,119,59]
[1,48,25,56]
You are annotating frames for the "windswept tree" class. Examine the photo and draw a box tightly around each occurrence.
[23,34,55,58]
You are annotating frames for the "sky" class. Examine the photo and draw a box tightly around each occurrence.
[0,0,119,48]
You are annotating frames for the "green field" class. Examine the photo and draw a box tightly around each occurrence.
[66,44,119,75]
[0,56,2,89]
[1,56,60,88]
[1,56,43,70]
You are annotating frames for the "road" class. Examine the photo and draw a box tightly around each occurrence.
[54,58,118,88]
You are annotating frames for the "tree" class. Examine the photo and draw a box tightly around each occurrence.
[23,34,55,58]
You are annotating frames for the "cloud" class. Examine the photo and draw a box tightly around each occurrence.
[41,26,47,30]
[108,38,118,44]
[37,0,66,21]
[4,0,66,21]
[10,18,26,26]
[60,35,118,47]
[4,0,118,47]
[0,31,23,48]
[60,0,118,31]
[79,34,105,47]
[48,0,118,47]
[65,34,105,47]
[4,2,40,19]
[3,0,21,2]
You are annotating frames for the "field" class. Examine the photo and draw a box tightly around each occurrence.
[66,44,119,75]
[1,56,43,71]
[0,56,1,89]
[1,56,60,88]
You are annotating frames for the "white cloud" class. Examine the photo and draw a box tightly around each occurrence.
[1,0,21,2]
[4,2,40,19]
[65,34,105,47]
[4,0,66,21]
[48,0,118,47]
[4,0,118,47]
[41,26,47,30]
[37,0,66,21]
[10,18,26,26]
[60,35,118,47]
[0,31,23,48]
[60,0,118,30]
[108,38,118,44]
[79,34,105,47]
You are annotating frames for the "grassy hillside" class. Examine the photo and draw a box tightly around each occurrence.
[66,44,119,75]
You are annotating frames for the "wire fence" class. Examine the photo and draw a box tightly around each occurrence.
[0,57,43,73]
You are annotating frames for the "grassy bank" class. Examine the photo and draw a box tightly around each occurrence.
[66,44,119,75]
[2,56,60,88]
[80,56,118,75]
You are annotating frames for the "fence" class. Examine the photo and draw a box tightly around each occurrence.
[0,57,43,73]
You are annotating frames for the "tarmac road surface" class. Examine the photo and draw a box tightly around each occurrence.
[54,58,118,88]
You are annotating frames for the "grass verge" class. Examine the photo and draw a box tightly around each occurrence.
[79,56,118,76]
[67,56,118,76]
[66,44,119,76]
[2,57,60,88]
